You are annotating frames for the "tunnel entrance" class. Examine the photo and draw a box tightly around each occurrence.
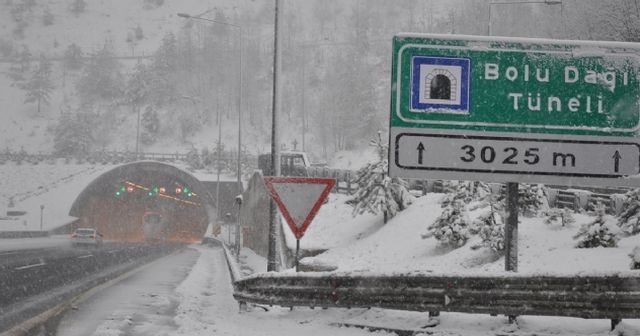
[69,162,216,243]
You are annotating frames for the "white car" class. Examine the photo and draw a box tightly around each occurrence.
[71,228,103,247]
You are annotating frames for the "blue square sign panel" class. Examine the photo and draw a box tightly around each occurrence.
[411,56,471,114]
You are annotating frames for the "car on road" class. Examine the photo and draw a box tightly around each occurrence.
[71,228,103,247]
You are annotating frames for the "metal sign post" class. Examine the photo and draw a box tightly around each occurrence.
[389,34,640,273]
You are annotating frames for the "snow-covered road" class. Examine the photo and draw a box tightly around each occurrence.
[53,244,640,336]
[55,245,376,336]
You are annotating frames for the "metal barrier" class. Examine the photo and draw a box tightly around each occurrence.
[306,167,358,194]
[234,273,640,325]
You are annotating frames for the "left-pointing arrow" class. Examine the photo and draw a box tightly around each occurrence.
[417,142,425,165]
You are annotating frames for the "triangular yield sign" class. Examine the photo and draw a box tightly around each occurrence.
[263,177,335,240]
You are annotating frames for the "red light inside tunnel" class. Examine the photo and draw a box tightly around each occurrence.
[127,186,134,193]
[175,187,182,194]
[159,187,166,194]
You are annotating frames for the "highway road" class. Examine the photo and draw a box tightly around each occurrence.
[0,242,181,332]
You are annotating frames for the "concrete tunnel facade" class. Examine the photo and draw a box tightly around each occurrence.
[68,162,218,243]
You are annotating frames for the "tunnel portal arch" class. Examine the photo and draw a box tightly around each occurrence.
[69,161,216,243]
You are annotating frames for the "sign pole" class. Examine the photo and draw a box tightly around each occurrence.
[295,239,300,272]
[505,181,519,324]
[505,182,518,272]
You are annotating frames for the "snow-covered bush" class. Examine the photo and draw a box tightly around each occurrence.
[475,200,505,252]
[630,246,640,270]
[140,107,160,145]
[618,188,640,235]
[517,184,548,217]
[185,148,203,170]
[544,207,575,227]
[351,132,413,222]
[424,199,471,248]
[441,181,492,210]
[574,202,620,248]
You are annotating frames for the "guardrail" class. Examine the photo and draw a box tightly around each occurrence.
[306,167,358,194]
[0,151,189,164]
[233,273,640,329]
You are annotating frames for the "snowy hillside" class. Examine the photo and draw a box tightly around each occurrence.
[0,0,261,154]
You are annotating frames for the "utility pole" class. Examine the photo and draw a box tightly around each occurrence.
[267,0,282,272]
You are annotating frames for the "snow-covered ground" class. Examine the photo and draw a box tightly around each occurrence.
[0,162,114,231]
[298,193,640,277]
[51,244,640,336]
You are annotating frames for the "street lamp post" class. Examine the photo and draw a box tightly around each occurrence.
[135,105,141,159]
[268,0,282,272]
[488,0,562,36]
[177,12,244,187]
[39,204,44,231]
[178,12,244,245]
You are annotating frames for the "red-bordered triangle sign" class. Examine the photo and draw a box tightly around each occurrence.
[263,177,336,240]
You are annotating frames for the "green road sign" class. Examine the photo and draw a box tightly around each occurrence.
[389,34,640,187]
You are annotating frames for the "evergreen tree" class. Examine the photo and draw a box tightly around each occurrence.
[42,8,54,26]
[574,202,620,248]
[476,200,505,252]
[134,25,144,40]
[8,45,31,83]
[618,188,640,235]
[424,199,471,248]
[76,42,123,106]
[148,32,178,106]
[517,184,549,217]
[63,43,83,70]
[140,106,160,145]
[544,207,575,227]
[53,112,95,156]
[69,0,86,16]
[351,132,413,223]
[21,56,54,115]
[441,181,492,210]
[123,62,151,106]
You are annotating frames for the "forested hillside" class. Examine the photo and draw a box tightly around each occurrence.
[0,0,637,162]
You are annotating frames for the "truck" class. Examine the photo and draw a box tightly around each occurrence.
[258,151,311,177]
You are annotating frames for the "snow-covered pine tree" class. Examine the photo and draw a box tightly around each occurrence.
[69,0,86,17]
[630,246,640,270]
[618,188,640,235]
[351,132,413,223]
[424,199,471,248]
[544,207,575,227]
[140,106,160,145]
[441,181,492,210]
[63,43,83,70]
[53,113,96,156]
[517,184,548,217]
[21,56,54,115]
[574,202,620,248]
[475,199,505,252]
